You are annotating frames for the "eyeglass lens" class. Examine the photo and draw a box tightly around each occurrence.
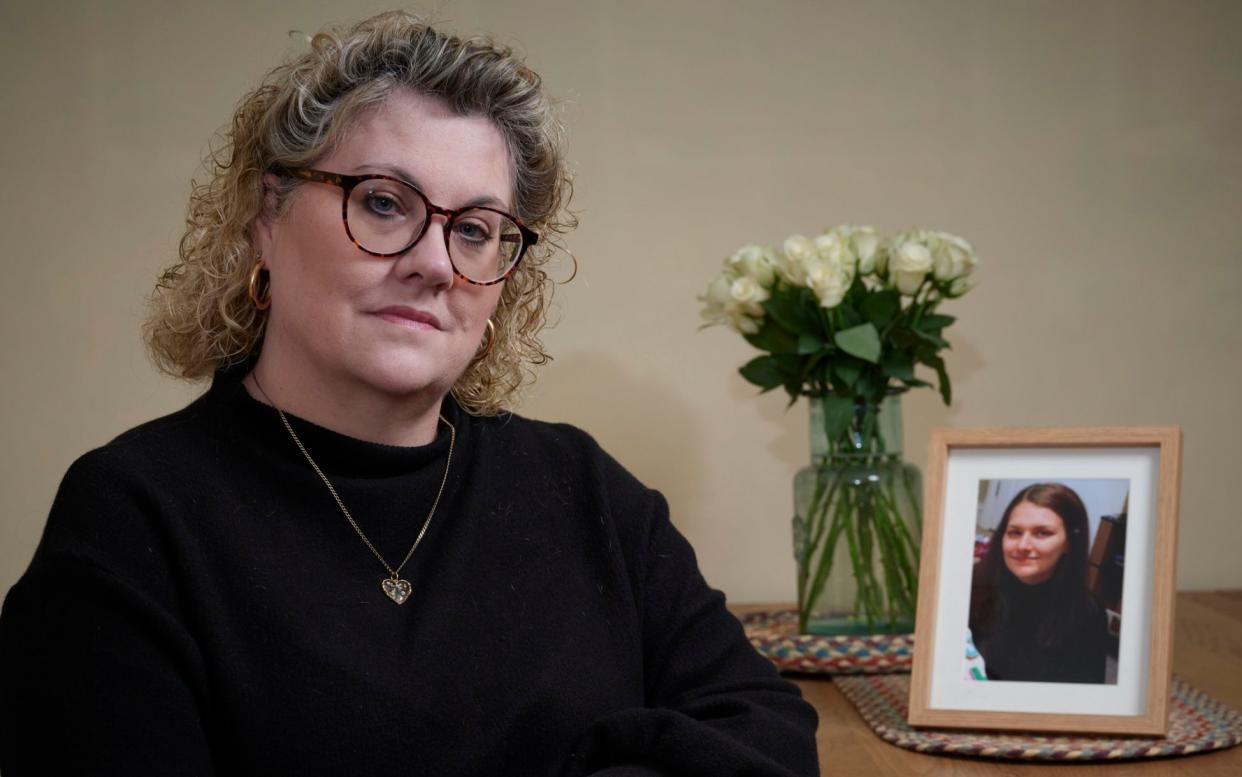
[348,180,523,282]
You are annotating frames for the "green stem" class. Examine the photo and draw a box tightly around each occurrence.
[857,485,882,624]
[901,466,923,538]
[796,469,841,630]
[798,464,846,621]
[806,469,843,551]
[869,487,917,623]
[844,483,886,628]
[800,480,851,628]
[873,480,919,560]
[871,479,919,589]
[872,512,907,629]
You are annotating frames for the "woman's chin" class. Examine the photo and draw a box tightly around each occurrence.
[1010,569,1053,586]
[353,361,462,401]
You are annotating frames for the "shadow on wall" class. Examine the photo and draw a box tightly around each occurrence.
[905,331,985,468]
[525,349,702,527]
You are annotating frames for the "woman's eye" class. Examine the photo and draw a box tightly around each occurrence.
[455,221,492,243]
[365,192,402,217]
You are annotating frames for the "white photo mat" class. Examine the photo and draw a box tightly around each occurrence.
[928,446,1158,716]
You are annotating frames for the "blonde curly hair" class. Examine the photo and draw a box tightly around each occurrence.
[143,11,574,415]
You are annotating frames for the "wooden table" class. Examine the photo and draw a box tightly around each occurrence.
[737,591,1242,775]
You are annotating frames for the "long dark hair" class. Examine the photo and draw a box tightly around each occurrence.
[969,483,1094,650]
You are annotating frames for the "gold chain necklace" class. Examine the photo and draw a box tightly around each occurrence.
[250,374,455,605]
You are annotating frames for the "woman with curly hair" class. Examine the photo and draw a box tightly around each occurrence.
[0,12,817,776]
[969,483,1111,684]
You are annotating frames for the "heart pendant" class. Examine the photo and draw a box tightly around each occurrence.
[381,577,412,605]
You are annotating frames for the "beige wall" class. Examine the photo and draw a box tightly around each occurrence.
[2,0,1240,601]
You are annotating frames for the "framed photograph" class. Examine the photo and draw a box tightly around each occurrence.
[908,427,1181,735]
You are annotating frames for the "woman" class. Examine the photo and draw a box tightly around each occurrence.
[969,483,1111,684]
[0,12,818,776]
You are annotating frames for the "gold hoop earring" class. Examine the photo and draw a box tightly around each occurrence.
[474,319,496,360]
[248,257,271,310]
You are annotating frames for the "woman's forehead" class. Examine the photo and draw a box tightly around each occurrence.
[1008,502,1063,528]
[325,90,514,210]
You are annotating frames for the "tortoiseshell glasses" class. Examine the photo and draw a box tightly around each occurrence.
[275,167,538,286]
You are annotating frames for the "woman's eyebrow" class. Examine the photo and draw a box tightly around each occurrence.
[351,162,422,188]
[354,162,511,211]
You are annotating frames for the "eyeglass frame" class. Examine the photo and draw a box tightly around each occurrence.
[271,166,539,286]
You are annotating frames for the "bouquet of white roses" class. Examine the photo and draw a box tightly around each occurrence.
[701,225,976,440]
[701,224,978,633]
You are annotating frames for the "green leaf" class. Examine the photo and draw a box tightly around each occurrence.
[854,370,877,399]
[773,353,803,373]
[801,353,828,390]
[763,286,819,334]
[836,302,864,329]
[832,358,864,390]
[785,386,802,408]
[833,323,882,364]
[937,366,953,405]
[846,273,867,297]
[881,350,915,381]
[743,318,799,354]
[816,360,834,389]
[889,328,920,349]
[820,395,856,441]
[860,290,901,329]
[779,352,808,404]
[926,355,953,405]
[911,328,950,350]
[918,313,956,332]
[913,344,939,365]
[739,355,785,391]
[796,332,822,355]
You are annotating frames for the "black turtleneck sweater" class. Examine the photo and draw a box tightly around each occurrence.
[0,369,818,776]
[970,575,1110,684]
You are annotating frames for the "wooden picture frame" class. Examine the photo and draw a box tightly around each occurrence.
[908,427,1181,735]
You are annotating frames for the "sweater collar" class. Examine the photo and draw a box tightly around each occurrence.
[204,361,463,479]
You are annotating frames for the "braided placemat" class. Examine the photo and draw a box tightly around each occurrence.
[741,609,912,674]
[834,673,1242,760]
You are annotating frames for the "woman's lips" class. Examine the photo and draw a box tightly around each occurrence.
[374,306,442,330]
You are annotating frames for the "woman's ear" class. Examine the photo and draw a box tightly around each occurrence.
[249,173,284,260]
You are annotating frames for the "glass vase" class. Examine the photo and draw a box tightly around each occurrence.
[792,395,923,635]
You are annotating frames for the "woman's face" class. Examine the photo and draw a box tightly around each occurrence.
[252,89,511,404]
[1001,501,1070,585]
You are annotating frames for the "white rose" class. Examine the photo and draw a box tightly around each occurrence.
[726,244,777,288]
[779,234,816,286]
[730,312,761,334]
[729,275,769,317]
[699,274,733,326]
[849,226,881,274]
[889,239,933,296]
[813,274,848,309]
[699,272,766,334]
[814,232,856,280]
[930,231,977,280]
[705,274,734,307]
[803,257,849,309]
[874,244,889,275]
[948,276,973,296]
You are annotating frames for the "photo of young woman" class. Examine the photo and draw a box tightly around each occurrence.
[967,480,1129,684]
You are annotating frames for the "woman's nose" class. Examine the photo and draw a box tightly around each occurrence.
[1017,534,1034,551]
[395,216,456,288]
